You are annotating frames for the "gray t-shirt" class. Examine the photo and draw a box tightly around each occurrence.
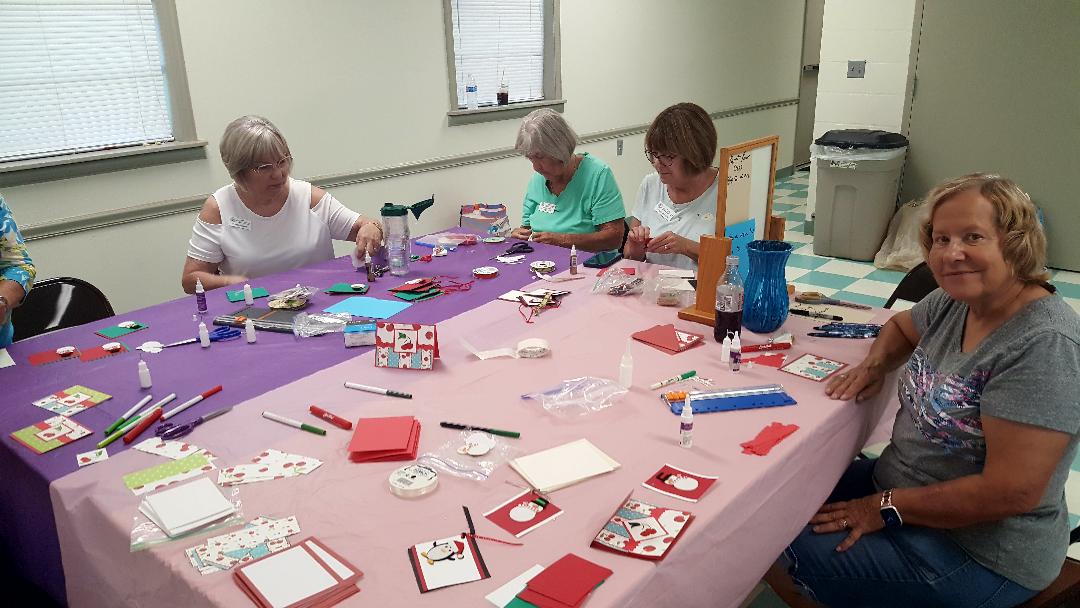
[630,172,718,271]
[875,288,1080,590]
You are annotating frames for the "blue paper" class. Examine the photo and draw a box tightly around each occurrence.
[725,218,756,281]
[323,297,412,319]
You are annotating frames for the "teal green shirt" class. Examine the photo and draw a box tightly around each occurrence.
[521,153,625,234]
[0,196,36,346]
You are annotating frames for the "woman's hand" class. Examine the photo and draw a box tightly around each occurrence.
[825,359,886,402]
[530,231,565,246]
[511,227,533,241]
[624,226,650,260]
[646,231,690,257]
[354,221,383,257]
[809,494,883,552]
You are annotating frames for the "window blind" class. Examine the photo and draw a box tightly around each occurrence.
[0,0,174,163]
[450,0,544,108]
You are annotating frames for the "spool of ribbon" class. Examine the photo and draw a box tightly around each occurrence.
[529,260,556,274]
[472,266,499,279]
[388,464,439,498]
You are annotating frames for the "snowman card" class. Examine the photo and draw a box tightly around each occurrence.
[779,353,847,382]
[642,464,719,502]
[407,534,490,592]
[591,495,692,561]
[484,489,563,538]
[375,322,440,370]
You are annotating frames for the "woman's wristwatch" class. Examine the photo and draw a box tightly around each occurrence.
[880,489,903,528]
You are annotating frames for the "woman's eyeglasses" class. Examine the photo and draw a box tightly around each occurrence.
[250,155,292,175]
[644,150,676,167]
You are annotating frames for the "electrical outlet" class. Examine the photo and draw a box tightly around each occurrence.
[616,139,624,156]
[847,60,866,78]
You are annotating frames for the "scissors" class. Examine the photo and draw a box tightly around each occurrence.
[137,326,241,353]
[155,407,232,440]
[492,241,534,260]
[795,291,872,310]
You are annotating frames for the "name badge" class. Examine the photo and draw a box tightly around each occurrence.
[228,216,251,231]
[654,201,678,222]
[537,202,557,215]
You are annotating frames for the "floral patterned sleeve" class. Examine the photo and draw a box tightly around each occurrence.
[0,196,36,298]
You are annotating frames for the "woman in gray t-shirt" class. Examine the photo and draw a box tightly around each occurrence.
[767,173,1080,608]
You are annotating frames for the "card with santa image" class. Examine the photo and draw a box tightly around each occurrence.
[407,534,490,592]
[642,464,719,502]
[591,495,693,561]
[483,489,563,538]
[375,322,440,370]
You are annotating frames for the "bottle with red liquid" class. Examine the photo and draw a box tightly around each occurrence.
[497,72,509,106]
[714,255,743,342]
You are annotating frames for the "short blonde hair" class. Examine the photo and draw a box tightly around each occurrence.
[515,109,578,163]
[920,173,1049,283]
[645,102,717,174]
[219,115,292,184]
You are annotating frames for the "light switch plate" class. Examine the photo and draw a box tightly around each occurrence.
[847,60,866,78]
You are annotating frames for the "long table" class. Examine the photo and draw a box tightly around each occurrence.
[40,258,896,607]
[0,237,568,605]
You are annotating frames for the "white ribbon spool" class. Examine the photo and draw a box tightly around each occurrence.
[388,464,439,498]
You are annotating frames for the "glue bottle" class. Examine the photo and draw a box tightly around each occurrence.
[194,277,207,314]
[730,331,742,372]
[138,359,152,389]
[721,334,731,363]
[198,322,210,348]
[245,318,257,344]
[680,402,693,448]
[619,339,634,389]
[365,250,376,282]
[569,245,578,275]
[243,283,254,305]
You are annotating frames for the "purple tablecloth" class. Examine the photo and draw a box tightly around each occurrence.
[0,236,566,605]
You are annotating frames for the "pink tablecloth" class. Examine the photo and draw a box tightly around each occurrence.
[51,263,899,608]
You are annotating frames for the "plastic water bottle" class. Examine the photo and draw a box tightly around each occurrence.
[381,205,411,277]
[465,74,478,110]
[714,255,744,342]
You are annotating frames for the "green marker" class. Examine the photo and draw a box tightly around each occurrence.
[262,411,326,436]
[649,370,697,390]
[104,395,153,436]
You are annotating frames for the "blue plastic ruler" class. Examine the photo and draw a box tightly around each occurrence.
[665,384,797,414]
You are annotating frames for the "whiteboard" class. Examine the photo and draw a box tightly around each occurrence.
[716,135,779,241]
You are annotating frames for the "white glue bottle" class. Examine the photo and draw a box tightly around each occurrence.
[243,283,254,305]
[245,318,257,343]
[138,359,152,389]
[569,245,578,275]
[730,331,742,372]
[680,402,694,448]
[194,277,207,314]
[198,322,211,348]
[721,333,731,363]
[619,339,634,389]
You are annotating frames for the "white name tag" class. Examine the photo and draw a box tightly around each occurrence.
[537,202,557,215]
[654,201,678,222]
[227,216,251,231]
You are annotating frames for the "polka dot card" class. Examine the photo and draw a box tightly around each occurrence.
[591,495,693,561]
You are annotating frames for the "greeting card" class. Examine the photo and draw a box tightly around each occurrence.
[408,534,489,592]
[631,324,704,355]
[779,353,847,382]
[32,385,111,416]
[484,489,563,538]
[375,322,440,370]
[591,495,692,560]
[11,415,92,454]
[642,464,719,502]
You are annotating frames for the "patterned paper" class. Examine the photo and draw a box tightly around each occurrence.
[591,496,692,560]
[185,515,300,575]
[133,438,206,460]
[32,385,112,416]
[374,322,440,370]
[10,416,92,454]
[123,451,216,496]
[76,448,109,467]
[217,449,323,486]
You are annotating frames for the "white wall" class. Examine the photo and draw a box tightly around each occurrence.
[6,0,804,313]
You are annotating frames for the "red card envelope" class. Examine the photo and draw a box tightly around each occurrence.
[79,343,128,362]
[348,416,420,462]
[642,464,719,502]
[524,553,612,608]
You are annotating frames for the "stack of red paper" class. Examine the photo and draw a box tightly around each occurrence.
[233,537,362,608]
[630,324,704,354]
[516,553,612,607]
[348,416,420,462]
[741,422,799,456]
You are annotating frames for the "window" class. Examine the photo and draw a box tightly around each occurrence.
[0,0,199,181]
[443,0,562,124]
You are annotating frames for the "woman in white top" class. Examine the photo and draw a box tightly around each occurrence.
[181,115,383,293]
[623,102,718,272]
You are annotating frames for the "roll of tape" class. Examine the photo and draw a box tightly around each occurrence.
[483,236,506,244]
[530,260,556,274]
[389,464,439,498]
[516,338,550,358]
[472,266,499,279]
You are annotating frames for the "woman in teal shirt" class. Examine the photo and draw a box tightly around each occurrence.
[511,109,626,251]
[0,195,36,346]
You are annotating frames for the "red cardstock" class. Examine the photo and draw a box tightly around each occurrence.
[520,553,612,608]
[631,324,704,354]
[27,348,81,366]
[79,343,129,362]
[348,416,420,462]
[642,464,719,502]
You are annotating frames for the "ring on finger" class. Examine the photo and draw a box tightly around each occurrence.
[839,518,849,529]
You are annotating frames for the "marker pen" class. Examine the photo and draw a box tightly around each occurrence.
[309,405,353,430]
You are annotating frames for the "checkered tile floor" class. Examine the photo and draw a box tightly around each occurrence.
[747,171,1080,607]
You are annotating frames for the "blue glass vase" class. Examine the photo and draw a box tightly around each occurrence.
[742,240,793,334]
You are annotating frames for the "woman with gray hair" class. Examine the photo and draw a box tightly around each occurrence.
[510,109,625,251]
[181,115,382,293]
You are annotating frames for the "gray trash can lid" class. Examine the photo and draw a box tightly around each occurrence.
[814,129,908,150]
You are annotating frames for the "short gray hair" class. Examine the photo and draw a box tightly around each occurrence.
[515,108,578,163]
[219,115,291,183]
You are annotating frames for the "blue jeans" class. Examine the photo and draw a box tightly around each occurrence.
[782,458,1038,608]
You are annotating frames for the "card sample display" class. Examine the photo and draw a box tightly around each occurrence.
[779,353,847,382]
[591,496,692,560]
[348,416,420,462]
[10,415,91,454]
[484,489,563,537]
[234,536,362,608]
[374,322,440,370]
[32,385,111,416]
[642,464,719,502]
[509,439,620,493]
[325,283,368,294]
[139,477,236,537]
[79,342,129,362]
[631,323,704,354]
[218,449,323,486]
[516,553,611,608]
[408,534,490,593]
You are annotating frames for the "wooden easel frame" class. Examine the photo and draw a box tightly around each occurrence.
[678,135,785,326]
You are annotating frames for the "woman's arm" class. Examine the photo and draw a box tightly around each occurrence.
[531,219,625,251]
[0,201,35,316]
[825,310,921,401]
[310,186,384,256]
[180,197,247,293]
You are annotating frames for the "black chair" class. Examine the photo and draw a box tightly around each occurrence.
[11,277,115,341]
[884,261,938,309]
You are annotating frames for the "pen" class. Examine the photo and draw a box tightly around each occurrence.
[162,386,223,420]
[123,407,163,444]
[309,405,353,430]
[262,411,326,436]
[440,421,520,439]
[343,381,412,400]
[104,394,153,435]
[97,398,168,448]
[649,370,696,390]
[790,309,844,322]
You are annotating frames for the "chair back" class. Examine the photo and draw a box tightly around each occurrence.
[11,277,115,341]
[884,261,938,309]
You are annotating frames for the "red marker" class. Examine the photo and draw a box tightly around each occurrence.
[123,407,164,444]
[743,342,792,353]
[309,405,352,430]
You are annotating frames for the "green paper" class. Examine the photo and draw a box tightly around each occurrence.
[505,599,537,608]
[392,288,442,302]
[96,322,147,338]
[325,283,368,294]
[226,287,269,302]
[123,451,211,490]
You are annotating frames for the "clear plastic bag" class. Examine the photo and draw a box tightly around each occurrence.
[646,276,695,307]
[521,376,628,417]
[416,431,519,481]
[267,284,318,310]
[291,311,352,337]
[130,484,243,551]
[591,268,645,297]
